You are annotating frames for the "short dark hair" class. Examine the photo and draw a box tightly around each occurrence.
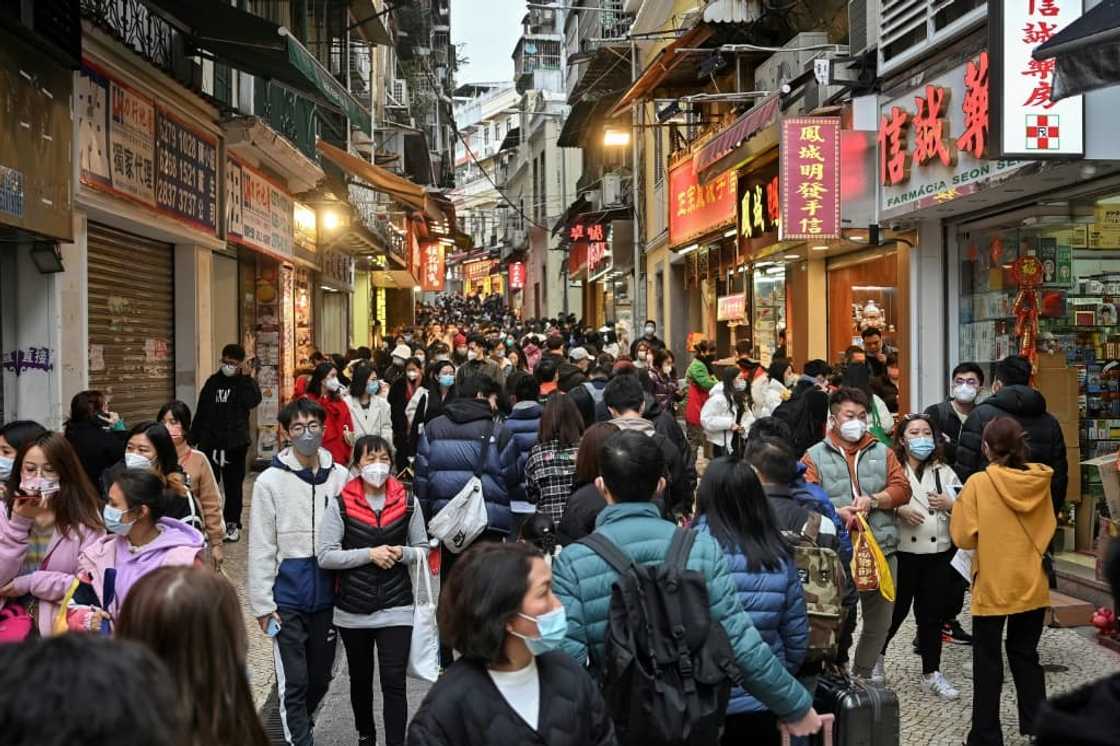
[951,362,985,386]
[156,400,193,433]
[603,374,645,414]
[512,372,541,403]
[438,542,543,664]
[221,344,246,361]
[534,356,559,384]
[0,420,48,454]
[351,435,394,467]
[519,513,557,556]
[278,398,326,429]
[111,468,180,522]
[652,348,674,368]
[356,346,373,360]
[545,334,565,352]
[467,333,487,348]
[994,355,1031,387]
[749,416,792,442]
[458,373,500,400]
[599,429,664,503]
[844,345,866,361]
[861,327,882,340]
[0,634,179,746]
[829,386,869,413]
[803,359,830,379]
[744,437,798,485]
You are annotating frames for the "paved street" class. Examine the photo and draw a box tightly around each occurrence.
[226,477,1120,745]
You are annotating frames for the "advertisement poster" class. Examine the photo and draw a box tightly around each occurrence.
[270,184,293,256]
[77,65,112,190]
[109,78,156,206]
[225,158,243,236]
[155,108,218,231]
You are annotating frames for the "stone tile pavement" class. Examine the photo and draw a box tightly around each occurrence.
[227,475,1120,745]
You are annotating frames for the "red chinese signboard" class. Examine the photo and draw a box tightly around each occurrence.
[420,242,445,292]
[740,174,781,240]
[509,261,526,289]
[668,162,736,248]
[780,117,841,241]
[569,220,611,279]
[463,259,495,282]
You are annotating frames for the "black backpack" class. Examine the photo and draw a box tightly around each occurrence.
[772,391,819,457]
[578,528,743,746]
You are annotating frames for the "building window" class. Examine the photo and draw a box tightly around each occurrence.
[653,128,665,188]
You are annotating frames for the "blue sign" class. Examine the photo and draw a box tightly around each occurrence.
[155,109,217,233]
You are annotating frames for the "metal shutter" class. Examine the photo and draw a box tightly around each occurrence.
[87,223,175,427]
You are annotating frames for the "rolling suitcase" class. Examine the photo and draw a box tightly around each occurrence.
[781,712,835,746]
[813,673,900,746]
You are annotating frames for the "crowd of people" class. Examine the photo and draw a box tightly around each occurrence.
[0,290,1118,746]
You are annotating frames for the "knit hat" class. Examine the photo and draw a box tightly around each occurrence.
[391,343,413,360]
[453,333,467,347]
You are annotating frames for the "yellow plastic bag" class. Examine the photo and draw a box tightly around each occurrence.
[52,577,80,635]
[849,513,895,602]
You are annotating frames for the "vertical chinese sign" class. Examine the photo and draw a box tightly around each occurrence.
[509,261,526,290]
[780,118,841,241]
[420,242,445,292]
[992,0,1084,157]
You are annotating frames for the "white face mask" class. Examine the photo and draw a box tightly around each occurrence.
[662,364,673,375]
[733,379,748,392]
[466,350,478,361]
[325,377,342,393]
[221,363,238,377]
[837,418,866,443]
[125,452,153,470]
[952,383,978,403]
[360,462,391,488]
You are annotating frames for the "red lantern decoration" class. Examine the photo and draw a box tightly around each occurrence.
[1011,255,1044,376]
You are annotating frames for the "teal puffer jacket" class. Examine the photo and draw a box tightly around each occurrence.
[552,502,813,722]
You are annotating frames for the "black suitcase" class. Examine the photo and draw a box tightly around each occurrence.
[813,673,900,746]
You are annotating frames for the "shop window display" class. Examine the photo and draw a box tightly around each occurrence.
[752,265,787,366]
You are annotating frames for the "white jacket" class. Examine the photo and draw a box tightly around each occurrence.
[700,382,755,448]
[344,393,393,442]
[752,377,790,418]
[898,461,961,554]
[405,386,429,431]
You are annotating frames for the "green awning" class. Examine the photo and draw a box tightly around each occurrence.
[141,0,372,134]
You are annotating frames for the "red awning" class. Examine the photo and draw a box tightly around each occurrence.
[692,94,782,176]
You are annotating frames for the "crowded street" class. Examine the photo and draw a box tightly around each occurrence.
[5,1,1120,746]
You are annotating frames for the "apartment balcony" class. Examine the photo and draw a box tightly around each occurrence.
[563,1,633,105]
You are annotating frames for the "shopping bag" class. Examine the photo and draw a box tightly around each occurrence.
[427,421,495,553]
[0,599,34,643]
[407,554,441,682]
[849,513,895,602]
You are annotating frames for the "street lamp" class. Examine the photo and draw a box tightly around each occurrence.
[602,128,631,147]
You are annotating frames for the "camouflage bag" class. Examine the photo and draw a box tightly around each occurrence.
[784,513,846,663]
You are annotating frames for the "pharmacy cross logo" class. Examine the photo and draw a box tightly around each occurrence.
[1025,114,1061,150]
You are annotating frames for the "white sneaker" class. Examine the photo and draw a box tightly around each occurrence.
[870,655,886,684]
[224,523,240,543]
[924,671,960,700]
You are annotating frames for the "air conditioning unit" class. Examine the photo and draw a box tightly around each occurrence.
[390,78,410,108]
[753,33,836,94]
[848,0,881,56]
[602,172,624,207]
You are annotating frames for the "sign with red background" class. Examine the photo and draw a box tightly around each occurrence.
[780,117,841,241]
[668,162,736,247]
[509,261,526,289]
[420,242,445,292]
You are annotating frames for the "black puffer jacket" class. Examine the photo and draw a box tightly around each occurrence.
[955,385,1068,513]
[1036,673,1120,746]
[189,372,262,451]
[406,652,617,746]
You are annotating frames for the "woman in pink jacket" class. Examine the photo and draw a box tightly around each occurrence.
[0,431,104,638]
[69,468,204,632]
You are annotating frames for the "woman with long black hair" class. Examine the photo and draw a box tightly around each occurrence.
[304,361,355,467]
[700,366,754,457]
[694,456,808,746]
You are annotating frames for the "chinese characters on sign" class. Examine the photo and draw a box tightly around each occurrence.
[420,242,446,292]
[994,0,1083,156]
[109,78,155,206]
[155,109,218,231]
[716,293,747,322]
[740,175,781,240]
[509,262,526,290]
[668,162,736,247]
[227,158,294,257]
[780,118,841,241]
[570,222,612,280]
[1,347,53,376]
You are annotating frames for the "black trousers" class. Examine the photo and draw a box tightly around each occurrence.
[275,608,338,746]
[721,710,781,746]
[967,608,1046,746]
[883,549,955,674]
[207,445,249,527]
[339,626,411,746]
[439,529,504,667]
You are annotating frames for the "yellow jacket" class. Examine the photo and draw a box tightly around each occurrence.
[950,463,1057,617]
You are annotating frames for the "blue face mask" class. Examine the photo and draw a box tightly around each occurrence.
[366,380,381,396]
[102,504,135,536]
[0,455,12,481]
[438,373,455,388]
[513,606,568,656]
[907,436,936,461]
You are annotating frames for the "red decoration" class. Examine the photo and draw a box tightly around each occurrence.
[420,242,445,292]
[877,106,911,186]
[508,262,526,290]
[1011,255,1045,375]
[957,52,990,159]
[780,117,841,240]
[912,85,957,167]
[989,236,1005,264]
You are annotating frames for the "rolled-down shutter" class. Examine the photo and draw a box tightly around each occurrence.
[87,223,175,427]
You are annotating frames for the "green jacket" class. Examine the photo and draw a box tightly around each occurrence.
[552,502,813,721]
[686,358,718,390]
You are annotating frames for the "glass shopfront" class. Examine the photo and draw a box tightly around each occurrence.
[752,264,787,366]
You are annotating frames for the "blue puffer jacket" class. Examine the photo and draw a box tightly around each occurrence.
[553,502,813,722]
[793,463,852,562]
[414,398,519,535]
[504,401,542,502]
[694,517,809,715]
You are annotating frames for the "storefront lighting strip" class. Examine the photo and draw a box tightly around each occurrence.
[678,243,700,256]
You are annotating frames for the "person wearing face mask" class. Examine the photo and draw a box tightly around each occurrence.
[880,414,963,700]
[648,349,680,416]
[408,542,616,746]
[249,398,349,746]
[685,340,719,462]
[64,390,127,490]
[388,357,424,472]
[0,420,48,501]
[304,361,356,468]
[923,362,985,472]
[701,367,756,458]
[954,355,1068,516]
[189,344,262,542]
[317,436,428,746]
[752,359,794,419]
[452,333,469,366]
[344,366,394,449]
[629,319,665,360]
[801,387,910,683]
[66,468,203,634]
[157,401,224,563]
[0,431,104,639]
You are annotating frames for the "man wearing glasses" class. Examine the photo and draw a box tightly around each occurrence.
[923,362,985,471]
[249,398,350,746]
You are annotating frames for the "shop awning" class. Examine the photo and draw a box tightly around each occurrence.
[317,140,427,212]
[499,126,521,152]
[607,24,714,117]
[141,0,372,133]
[369,269,419,289]
[1034,0,1120,101]
[348,0,393,46]
[692,94,781,177]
